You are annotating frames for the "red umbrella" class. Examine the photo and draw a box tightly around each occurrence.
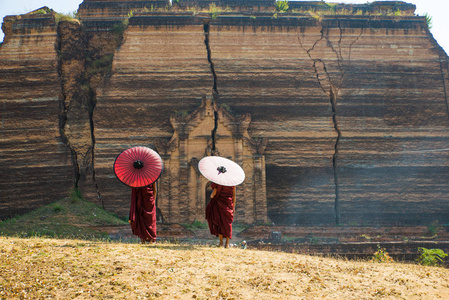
[198,156,245,186]
[113,146,163,188]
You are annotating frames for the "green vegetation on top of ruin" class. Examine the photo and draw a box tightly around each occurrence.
[424,12,433,29]
[55,11,79,24]
[26,7,79,24]
[32,8,51,15]
[20,1,421,25]
[111,1,423,28]
[99,1,416,18]
[0,189,127,240]
[16,1,422,31]
[275,0,289,13]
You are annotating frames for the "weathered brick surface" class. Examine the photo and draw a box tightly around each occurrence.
[0,12,73,218]
[1,2,448,228]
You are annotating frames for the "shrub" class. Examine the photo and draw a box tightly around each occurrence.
[88,54,114,77]
[70,188,83,203]
[394,9,404,17]
[417,247,447,266]
[209,3,220,20]
[424,13,432,29]
[112,22,127,35]
[323,2,337,13]
[34,9,49,15]
[55,11,78,23]
[427,220,440,236]
[371,244,394,263]
[52,204,63,213]
[275,0,289,13]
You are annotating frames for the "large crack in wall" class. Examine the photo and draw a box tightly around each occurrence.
[435,40,449,190]
[438,54,449,120]
[56,20,91,191]
[329,86,341,225]
[298,19,364,225]
[203,20,220,155]
[56,20,124,208]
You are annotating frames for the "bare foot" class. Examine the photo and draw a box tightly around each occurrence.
[225,237,230,248]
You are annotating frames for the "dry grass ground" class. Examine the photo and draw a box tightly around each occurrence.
[1,237,449,299]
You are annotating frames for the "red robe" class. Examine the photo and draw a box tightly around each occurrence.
[129,185,157,241]
[205,183,235,239]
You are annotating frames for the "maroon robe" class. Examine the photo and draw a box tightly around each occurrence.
[129,185,156,241]
[205,182,235,239]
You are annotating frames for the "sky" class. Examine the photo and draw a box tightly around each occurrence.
[0,0,448,54]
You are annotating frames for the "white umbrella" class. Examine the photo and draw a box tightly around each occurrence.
[198,156,245,186]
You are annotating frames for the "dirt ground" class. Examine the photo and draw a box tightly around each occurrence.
[1,236,449,299]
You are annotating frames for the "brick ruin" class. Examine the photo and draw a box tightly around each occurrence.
[1,1,448,228]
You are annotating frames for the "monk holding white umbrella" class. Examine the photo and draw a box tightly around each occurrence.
[199,156,245,248]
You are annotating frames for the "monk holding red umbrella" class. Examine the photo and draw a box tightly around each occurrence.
[114,146,163,244]
[199,156,245,248]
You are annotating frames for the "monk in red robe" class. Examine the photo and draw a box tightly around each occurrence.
[129,183,157,244]
[205,182,236,248]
